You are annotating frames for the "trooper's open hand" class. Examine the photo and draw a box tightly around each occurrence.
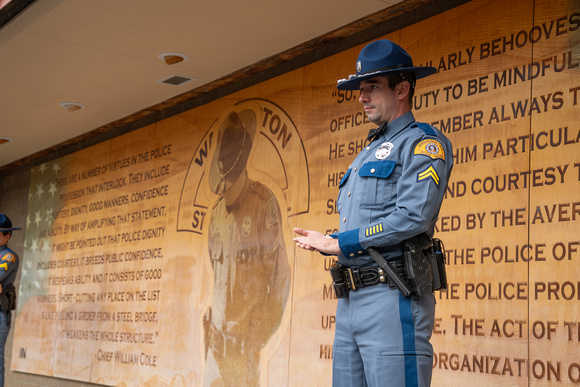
[293,228,341,255]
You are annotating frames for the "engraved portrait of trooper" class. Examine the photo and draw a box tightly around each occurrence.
[203,110,291,387]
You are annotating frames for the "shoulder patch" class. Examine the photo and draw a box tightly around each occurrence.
[414,139,445,161]
[1,253,15,263]
[265,199,280,230]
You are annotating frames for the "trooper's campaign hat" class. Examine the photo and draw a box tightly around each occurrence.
[337,39,437,90]
[0,214,21,232]
[208,109,257,194]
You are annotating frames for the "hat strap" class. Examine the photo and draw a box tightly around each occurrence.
[358,63,411,76]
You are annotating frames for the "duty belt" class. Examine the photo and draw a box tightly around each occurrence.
[329,260,405,298]
[204,319,237,357]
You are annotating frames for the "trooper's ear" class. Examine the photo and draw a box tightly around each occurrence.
[397,79,410,97]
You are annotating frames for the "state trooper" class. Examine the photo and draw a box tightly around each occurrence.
[294,39,453,386]
[0,214,20,387]
[203,110,291,386]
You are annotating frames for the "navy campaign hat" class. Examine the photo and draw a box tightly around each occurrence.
[337,39,436,90]
[0,214,21,232]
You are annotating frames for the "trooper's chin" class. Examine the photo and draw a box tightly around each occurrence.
[366,114,382,125]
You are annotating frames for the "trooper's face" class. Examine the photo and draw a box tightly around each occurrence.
[217,125,247,179]
[210,112,251,195]
[358,76,398,125]
[358,76,411,125]
[0,232,11,247]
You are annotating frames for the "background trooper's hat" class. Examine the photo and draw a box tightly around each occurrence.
[337,39,436,90]
[208,109,256,194]
[0,214,21,231]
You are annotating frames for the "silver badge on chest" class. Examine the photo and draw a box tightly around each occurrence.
[242,215,252,237]
[375,142,394,160]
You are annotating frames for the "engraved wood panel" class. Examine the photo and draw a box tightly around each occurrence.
[10,0,580,385]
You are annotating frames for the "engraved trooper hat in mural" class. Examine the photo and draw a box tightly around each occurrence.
[0,214,21,232]
[337,39,437,90]
[209,109,257,194]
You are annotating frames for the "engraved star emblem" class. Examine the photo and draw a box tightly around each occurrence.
[46,208,54,223]
[31,239,38,252]
[48,181,58,197]
[34,211,42,227]
[36,183,45,199]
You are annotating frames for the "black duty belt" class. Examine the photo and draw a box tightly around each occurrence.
[329,260,405,298]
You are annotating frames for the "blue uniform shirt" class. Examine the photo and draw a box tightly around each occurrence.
[335,111,453,267]
[0,245,18,287]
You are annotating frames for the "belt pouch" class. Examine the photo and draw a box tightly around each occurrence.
[430,238,448,290]
[329,262,349,299]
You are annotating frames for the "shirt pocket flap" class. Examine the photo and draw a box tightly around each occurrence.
[339,169,351,187]
[358,160,395,178]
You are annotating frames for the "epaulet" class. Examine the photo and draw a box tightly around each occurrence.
[249,181,273,201]
[412,122,437,137]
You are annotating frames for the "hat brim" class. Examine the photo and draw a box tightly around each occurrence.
[337,66,437,90]
[0,227,21,231]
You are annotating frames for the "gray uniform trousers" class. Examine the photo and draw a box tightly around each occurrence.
[332,282,435,387]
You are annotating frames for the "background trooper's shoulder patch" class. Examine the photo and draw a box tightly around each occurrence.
[1,253,15,263]
[414,139,445,161]
[265,198,280,229]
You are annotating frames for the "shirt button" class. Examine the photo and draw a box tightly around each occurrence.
[347,192,351,197]
[358,251,363,254]
[370,168,376,173]
[342,218,346,223]
[353,167,357,172]
[349,253,355,257]
[366,146,370,150]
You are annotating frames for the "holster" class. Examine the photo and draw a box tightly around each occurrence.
[402,233,448,296]
[0,283,16,311]
[403,233,433,296]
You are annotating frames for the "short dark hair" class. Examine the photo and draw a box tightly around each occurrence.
[1,231,11,237]
[383,72,416,105]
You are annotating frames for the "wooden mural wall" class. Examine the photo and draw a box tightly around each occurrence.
[11,0,580,385]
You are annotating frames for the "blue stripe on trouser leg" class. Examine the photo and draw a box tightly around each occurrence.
[399,293,418,387]
[332,283,435,387]
[399,292,435,387]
